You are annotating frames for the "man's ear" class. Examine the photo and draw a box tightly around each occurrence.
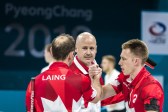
[95,45,97,54]
[68,51,74,61]
[134,58,140,66]
[50,47,53,57]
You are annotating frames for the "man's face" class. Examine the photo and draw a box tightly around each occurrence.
[76,39,97,66]
[44,49,51,63]
[118,48,135,75]
[101,58,111,73]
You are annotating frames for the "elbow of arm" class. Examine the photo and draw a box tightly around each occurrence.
[91,89,102,103]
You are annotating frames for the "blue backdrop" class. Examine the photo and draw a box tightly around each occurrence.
[0,0,167,111]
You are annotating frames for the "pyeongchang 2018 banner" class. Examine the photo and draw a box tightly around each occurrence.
[141,11,168,55]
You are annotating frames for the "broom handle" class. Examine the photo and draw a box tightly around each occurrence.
[30,77,35,112]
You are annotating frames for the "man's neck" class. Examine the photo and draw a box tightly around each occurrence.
[53,59,69,66]
[76,56,92,68]
[106,68,114,75]
[86,62,92,67]
[49,59,55,64]
[130,66,144,80]
[74,56,90,74]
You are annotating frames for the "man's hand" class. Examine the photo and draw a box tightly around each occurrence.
[89,64,102,81]
[88,64,117,102]
[88,64,102,103]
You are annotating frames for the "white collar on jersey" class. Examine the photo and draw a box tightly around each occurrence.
[74,56,97,75]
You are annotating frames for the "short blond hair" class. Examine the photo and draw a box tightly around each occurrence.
[102,55,116,66]
[122,39,148,64]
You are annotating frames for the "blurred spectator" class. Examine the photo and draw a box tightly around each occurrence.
[101,55,125,112]
[41,44,54,73]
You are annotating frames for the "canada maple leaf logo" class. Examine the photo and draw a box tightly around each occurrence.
[41,96,84,112]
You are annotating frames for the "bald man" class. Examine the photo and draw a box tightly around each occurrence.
[70,32,103,112]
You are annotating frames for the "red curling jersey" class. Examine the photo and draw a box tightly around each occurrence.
[70,56,103,111]
[26,62,96,112]
[111,67,164,112]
